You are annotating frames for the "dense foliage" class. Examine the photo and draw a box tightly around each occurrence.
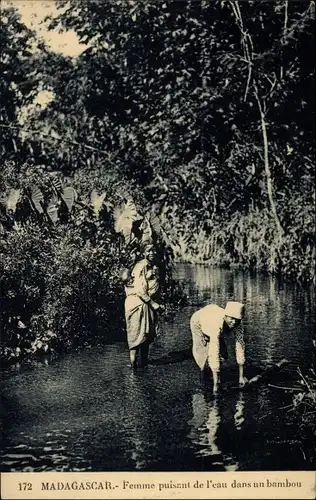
[0,1,315,361]
[0,162,184,362]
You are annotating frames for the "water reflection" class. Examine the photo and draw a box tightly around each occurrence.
[188,390,245,470]
[234,393,244,431]
[123,371,156,470]
[189,393,221,458]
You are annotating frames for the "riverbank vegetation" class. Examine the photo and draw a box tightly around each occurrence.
[0,162,184,363]
[1,1,315,361]
[284,367,316,466]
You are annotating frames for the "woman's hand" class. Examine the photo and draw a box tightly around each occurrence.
[150,300,161,311]
[151,301,165,312]
[239,376,248,388]
[238,365,248,388]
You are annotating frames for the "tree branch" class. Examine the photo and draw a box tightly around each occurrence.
[253,84,284,240]
[229,1,253,102]
[280,1,288,79]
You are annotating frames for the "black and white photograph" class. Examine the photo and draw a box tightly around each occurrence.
[0,0,315,486]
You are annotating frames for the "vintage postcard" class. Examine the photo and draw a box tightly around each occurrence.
[0,1,315,499]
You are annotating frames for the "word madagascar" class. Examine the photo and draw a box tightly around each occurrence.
[42,481,114,491]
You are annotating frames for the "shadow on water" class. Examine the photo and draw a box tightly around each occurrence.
[1,265,315,471]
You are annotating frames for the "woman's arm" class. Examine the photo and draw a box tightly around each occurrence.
[235,325,247,387]
[207,330,221,394]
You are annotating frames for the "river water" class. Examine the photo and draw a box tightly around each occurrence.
[1,265,315,472]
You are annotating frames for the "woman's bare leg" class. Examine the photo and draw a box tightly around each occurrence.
[130,349,137,369]
[140,342,149,367]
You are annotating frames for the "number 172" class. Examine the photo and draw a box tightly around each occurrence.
[18,483,32,491]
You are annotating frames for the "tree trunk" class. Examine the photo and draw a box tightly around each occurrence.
[257,101,284,242]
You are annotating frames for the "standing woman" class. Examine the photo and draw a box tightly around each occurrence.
[123,245,163,369]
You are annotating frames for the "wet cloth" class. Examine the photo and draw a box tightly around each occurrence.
[124,259,159,350]
[190,304,245,371]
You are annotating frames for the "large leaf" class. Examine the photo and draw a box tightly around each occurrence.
[147,210,163,237]
[90,189,106,216]
[143,209,174,247]
[31,187,44,214]
[150,209,175,248]
[141,216,153,244]
[47,196,59,223]
[6,189,20,212]
[61,187,77,212]
[113,198,143,242]
[52,176,63,194]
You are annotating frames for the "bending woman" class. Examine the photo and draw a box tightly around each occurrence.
[124,245,163,369]
[190,301,247,394]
